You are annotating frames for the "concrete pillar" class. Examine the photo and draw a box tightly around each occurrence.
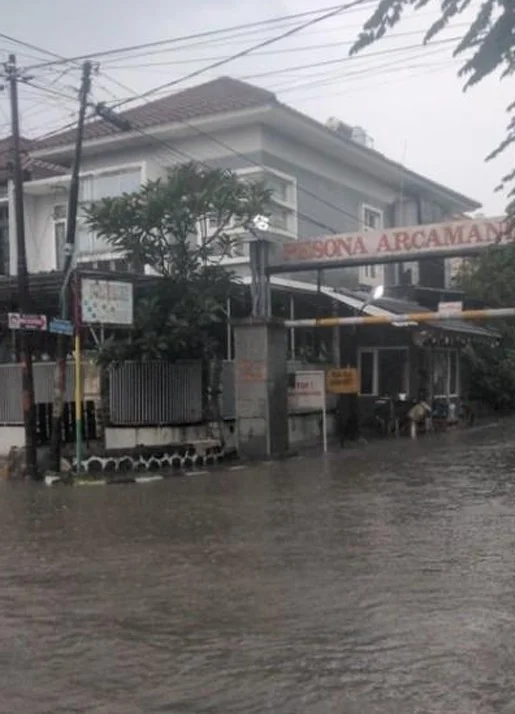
[233,317,288,460]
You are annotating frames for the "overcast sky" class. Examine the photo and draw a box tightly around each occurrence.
[1,0,511,216]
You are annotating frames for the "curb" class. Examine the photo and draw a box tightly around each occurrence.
[43,450,304,487]
[44,466,230,488]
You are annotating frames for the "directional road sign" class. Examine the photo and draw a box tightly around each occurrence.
[8,312,48,331]
[48,318,74,336]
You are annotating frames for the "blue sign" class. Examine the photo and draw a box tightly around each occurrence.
[49,318,74,336]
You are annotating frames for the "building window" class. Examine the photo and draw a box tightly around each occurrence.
[359,347,409,396]
[237,166,297,239]
[360,204,383,286]
[77,166,142,256]
[265,173,292,203]
[79,167,141,203]
[363,205,383,230]
[196,166,297,256]
[432,350,459,397]
[269,205,290,231]
[197,215,246,259]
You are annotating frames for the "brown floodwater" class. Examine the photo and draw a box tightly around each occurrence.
[1,422,515,713]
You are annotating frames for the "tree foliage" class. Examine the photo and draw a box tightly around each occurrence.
[456,244,515,410]
[84,162,271,365]
[352,0,515,221]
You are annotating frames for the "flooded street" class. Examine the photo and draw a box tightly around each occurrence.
[2,424,515,713]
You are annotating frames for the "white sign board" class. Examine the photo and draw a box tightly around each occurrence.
[438,301,463,315]
[288,370,327,452]
[81,278,133,326]
[270,217,510,272]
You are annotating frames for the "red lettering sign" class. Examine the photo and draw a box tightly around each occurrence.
[276,217,511,268]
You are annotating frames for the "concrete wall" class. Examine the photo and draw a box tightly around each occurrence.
[289,411,335,447]
[105,424,216,450]
[261,129,400,290]
[105,411,333,454]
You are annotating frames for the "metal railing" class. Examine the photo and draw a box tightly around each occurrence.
[0,361,75,424]
[109,361,203,426]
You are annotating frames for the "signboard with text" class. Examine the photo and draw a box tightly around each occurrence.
[287,370,327,452]
[327,368,359,394]
[81,278,133,326]
[438,301,463,315]
[269,217,511,273]
[288,371,325,412]
[8,312,47,331]
[49,318,74,336]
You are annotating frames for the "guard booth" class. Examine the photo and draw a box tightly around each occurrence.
[233,217,510,459]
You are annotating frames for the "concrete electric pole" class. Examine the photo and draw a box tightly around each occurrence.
[49,61,92,473]
[4,54,38,479]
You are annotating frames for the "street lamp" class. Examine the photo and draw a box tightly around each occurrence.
[372,283,384,301]
[362,283,384,312]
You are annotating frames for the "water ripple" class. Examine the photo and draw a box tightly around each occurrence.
[1,422,515,712]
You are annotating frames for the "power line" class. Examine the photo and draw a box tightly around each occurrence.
[26,30,426,234]
[294,60,457,106]
[96,70,363,231]
[29,69,349,235]
[267,43,454,94]
[0,33,70,66]
[0,42,56,66]
[19,2,374,71]
[238,36,458,82]
[7,23,417,235]
[110,0,371,109]
[22,80,79,105]
[103,25,467,70]
[66,7,450,70]
[122,119,345,235]
[11,52,345,236]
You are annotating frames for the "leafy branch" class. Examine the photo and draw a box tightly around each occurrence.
[352,0,515,221]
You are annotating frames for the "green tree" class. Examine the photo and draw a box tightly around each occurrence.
[85,162,270,365]
[85,163,270,430]
[352,0,515,221]
[456,244,515,410]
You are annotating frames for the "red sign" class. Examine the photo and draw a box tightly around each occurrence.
[273,217,511,269]
[8,312,48,331]
[238,359,266,383]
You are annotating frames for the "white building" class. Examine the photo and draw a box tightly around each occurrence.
[2,76,479,293]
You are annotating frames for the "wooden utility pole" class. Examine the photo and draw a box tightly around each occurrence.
[49,60,92,472]
[5,54,38,479]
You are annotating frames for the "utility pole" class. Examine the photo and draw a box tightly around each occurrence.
[49,61,92,472]
[5,54,39,479]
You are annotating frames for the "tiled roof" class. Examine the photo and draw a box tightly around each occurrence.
[34,77,277,151]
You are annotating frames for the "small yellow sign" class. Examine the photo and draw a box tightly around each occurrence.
[327,368,359,394]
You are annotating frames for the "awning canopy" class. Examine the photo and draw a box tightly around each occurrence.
[242,276,500,342]
[0,270,501,342]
